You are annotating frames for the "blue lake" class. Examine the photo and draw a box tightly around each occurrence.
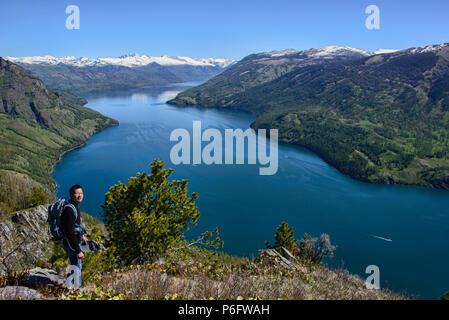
[53,82,449,299]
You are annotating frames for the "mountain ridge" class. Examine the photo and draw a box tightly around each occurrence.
[0,57,118,210]
[167,45,375,108]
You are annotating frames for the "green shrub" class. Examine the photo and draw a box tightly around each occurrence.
[298,233,337,264]
[30,187,47,207]
[100,159,201,266]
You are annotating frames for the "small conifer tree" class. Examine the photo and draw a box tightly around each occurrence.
[101,159,201,265]
[265,221,300,255]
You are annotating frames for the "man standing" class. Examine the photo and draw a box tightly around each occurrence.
[61,184,87,290]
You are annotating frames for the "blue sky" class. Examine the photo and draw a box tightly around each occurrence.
[1,0,448,60]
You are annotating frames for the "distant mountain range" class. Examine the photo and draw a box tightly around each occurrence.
[6,53,234,68]
[5,54,235,97]
[168,43,449,189]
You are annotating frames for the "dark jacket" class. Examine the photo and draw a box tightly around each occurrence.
[61,199,82,254]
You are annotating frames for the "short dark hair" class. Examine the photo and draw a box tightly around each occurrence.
[69,184,83,195]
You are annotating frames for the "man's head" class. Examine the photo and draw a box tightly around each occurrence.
[69,184,83,204]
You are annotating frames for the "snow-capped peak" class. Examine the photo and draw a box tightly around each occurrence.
[5,54,235,68]
[267,49,300,57]
[408,43,449,54]
[265,46,373,59]
[118,53,141,58]
[310,45,373,57]
[374,49,399,55]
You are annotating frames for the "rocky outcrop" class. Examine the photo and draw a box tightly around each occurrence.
[0,204,101,276]
[256,248,306,273]
[0,286,43,300]
[0,205,52,274]
[25,267,65,288]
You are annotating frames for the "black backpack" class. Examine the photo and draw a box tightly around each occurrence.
[47,198,78,240]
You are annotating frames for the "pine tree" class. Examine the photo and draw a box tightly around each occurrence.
[100,159,201,266]
[265,221,299,255]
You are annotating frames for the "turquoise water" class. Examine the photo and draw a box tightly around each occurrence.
[53,82,449,299]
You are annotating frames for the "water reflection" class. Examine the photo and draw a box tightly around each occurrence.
[157,90,181,103]
[131,93,149,103]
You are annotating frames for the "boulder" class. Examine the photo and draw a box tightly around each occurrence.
[0,286,43,300]
[25,267,66,288]
[257,248,299,270]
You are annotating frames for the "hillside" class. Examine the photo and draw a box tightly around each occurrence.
[60,252,404,300]
[168,43,449,189]
[0,205,101,275]
[169,46,371,107]
[6,54,235,97]
[0,57,118,211]
[0,205,405,300]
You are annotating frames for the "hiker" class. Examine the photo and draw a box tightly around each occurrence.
[61,184,88,290]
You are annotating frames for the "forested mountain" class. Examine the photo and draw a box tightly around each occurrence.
[0,57,118,211]
[168,44,449,189]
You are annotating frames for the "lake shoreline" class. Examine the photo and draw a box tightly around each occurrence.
[49,121,119,196]
[168,98,449,192]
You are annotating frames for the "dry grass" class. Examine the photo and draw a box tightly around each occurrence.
[74,257,406,300]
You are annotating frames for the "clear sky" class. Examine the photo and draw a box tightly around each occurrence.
[1,0,448,60]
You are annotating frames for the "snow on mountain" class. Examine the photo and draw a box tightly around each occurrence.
[7,44,447,70]
[374,49,399,54]
[267,49,301,57]
[266,46,373,58]
[375,44,448,55]
[5,54,235,68]
[264,44,449,60]
[309,45,373,57]
[408,43,449,54]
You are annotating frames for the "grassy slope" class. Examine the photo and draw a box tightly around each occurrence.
[58,252,405,300]
[0,114,70,190]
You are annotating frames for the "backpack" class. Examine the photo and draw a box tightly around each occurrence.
[47,197,79,240]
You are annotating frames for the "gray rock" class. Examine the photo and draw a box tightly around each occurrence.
[0,205,52,274]
[25,267,66,288]
[0,286,43,300]
[257,248,299,270]
[281,247,298,262]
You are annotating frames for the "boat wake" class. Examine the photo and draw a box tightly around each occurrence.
[371,234,393,242]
